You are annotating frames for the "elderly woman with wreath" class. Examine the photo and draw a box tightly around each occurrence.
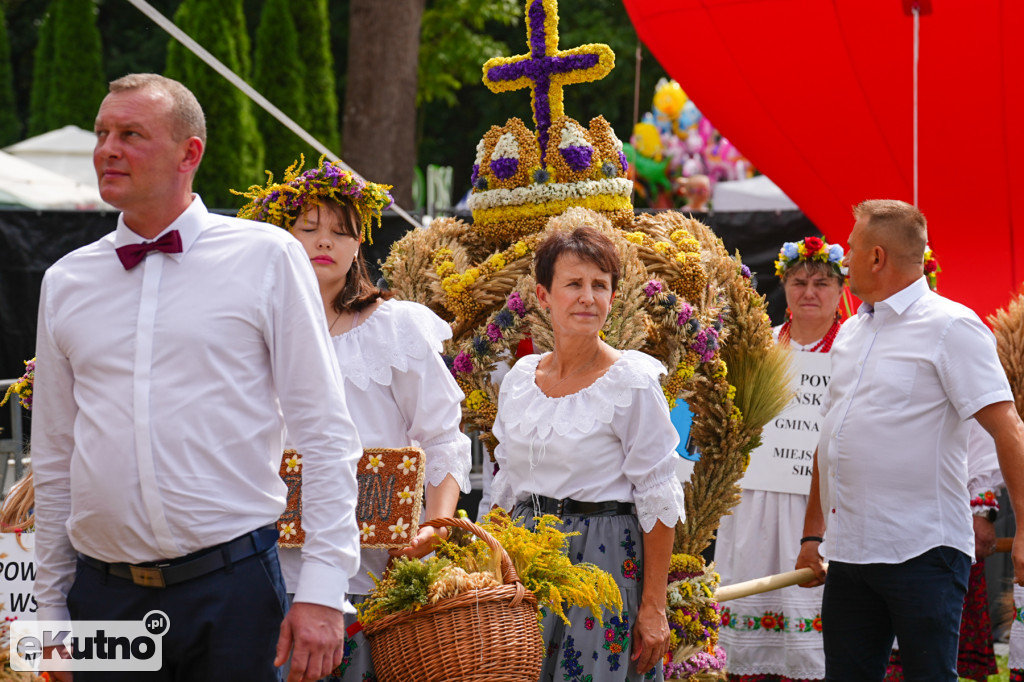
[713,235,845,682]
[489,221,687,682]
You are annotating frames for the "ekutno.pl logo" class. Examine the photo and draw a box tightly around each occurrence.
[10,610,169,672]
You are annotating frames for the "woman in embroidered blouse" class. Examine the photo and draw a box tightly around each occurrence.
[714,236,844,682]
[490,224,686,682]
[237,160,472,682]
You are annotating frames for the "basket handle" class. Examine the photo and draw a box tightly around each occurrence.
[422,516,528,607]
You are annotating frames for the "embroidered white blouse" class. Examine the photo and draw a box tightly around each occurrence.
[281,299,473,595]
[490,349,686,533]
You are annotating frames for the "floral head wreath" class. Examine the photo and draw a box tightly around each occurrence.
[924,245,940,290]
[234,156,394,243]
[774,235,845,279]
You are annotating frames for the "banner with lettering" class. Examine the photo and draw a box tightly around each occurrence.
[736,351,831,495]
[0,531,36,639]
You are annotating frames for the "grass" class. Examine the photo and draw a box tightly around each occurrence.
[964,654,1010,682]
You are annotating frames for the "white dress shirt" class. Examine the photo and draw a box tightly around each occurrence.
[31,196,362,620]
[491,350,686,533]
[818,277,1013,563]
[279,299,472,595]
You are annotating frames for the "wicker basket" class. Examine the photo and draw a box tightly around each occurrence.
[363,516,544,682]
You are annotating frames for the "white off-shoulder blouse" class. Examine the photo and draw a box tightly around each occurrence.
[490,349,686,533]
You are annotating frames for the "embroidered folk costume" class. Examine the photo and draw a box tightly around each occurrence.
[715,236,844,682]
[236,160,472,681]
[492,350,686,682]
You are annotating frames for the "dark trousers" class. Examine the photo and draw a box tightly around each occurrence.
[67,536,287,681]
[821,546,970,682]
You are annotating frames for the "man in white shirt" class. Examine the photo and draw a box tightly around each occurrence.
[795,199,1024,681]
[31,73,361,681]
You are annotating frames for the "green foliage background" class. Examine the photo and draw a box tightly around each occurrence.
[165,0,264,208]
[0,5,20,145]
[252,0,307,177]
[2,0,668,208]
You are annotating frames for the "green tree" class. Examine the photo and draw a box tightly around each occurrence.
[417,0,519,107]
[290,0,339,156]
[0,6,22,145]
[165,0,264,208]
[26,9,55,136]
[47,0,107,131]
[252,0,307,175]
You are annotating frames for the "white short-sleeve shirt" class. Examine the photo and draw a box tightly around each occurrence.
[818,277,1013,563]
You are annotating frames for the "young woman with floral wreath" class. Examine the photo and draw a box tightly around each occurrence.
[713,235,845,682]
[236,158,472,681]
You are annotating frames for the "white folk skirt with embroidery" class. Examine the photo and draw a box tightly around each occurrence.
[715,489,825,679]
[1010,584,1024,670]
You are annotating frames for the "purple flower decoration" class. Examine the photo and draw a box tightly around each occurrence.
[559,145,593,172]
[490,157,519,180]
[677,302,693,326]
[507,292,526,317]
[474,176,488,191]
[643,280,663,297]
[618,151,628,173]
[472,336,489,355]
[740,264,751,279]
[452,351,473,375]
[495,309,515,330]
[470,164,480,186]
[486,323,503,342]
[690,327,720,363]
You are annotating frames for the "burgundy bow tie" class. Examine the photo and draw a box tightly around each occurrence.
[115,230,183,270]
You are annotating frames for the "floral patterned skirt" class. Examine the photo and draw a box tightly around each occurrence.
[326,594,376,682]
[512,500,663,682]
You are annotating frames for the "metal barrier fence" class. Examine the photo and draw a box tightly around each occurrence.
[0,378,27,495]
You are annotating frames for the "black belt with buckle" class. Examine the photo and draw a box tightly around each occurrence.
[78,525,278,588]
[533,495,635,517]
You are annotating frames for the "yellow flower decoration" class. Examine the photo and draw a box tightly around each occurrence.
[466,389,489,411]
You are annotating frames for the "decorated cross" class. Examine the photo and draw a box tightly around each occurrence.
[482,0,614,162]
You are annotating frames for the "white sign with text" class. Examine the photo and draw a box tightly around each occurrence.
[736,351,831,495]
[0,531,36,623]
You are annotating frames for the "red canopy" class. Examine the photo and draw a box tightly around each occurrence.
[624,0,1024,319]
